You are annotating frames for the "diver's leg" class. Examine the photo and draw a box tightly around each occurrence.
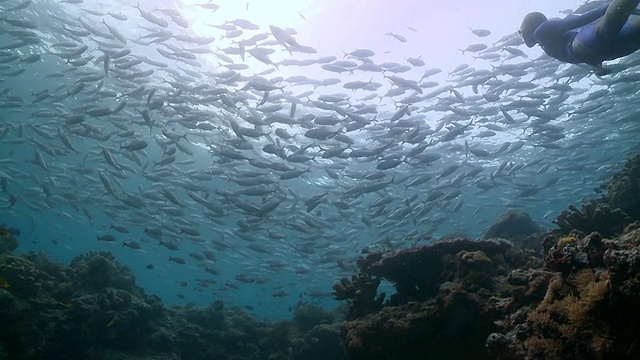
[608,16,640,58]
[619,15,640,38]
[597,0,640,36]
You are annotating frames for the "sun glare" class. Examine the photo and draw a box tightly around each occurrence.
[180,0,317,38]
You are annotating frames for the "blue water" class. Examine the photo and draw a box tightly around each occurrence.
[1,0,638,320]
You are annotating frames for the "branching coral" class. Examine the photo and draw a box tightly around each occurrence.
[553,200,631,237]
[332,274,384,320]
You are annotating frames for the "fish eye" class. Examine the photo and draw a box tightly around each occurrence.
[518,29,522,35]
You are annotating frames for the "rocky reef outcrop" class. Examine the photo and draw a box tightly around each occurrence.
[334,237,530,360]
[332,153,640,360]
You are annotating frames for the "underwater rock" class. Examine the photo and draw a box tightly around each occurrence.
[483,209,543,244]
[553,199,631,238]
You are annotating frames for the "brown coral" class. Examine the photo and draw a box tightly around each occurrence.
[332,274,384,320]
[553,200,631,237]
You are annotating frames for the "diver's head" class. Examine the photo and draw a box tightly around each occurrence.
[520,12,547,48]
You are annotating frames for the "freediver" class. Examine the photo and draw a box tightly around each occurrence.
[520,0,640,75]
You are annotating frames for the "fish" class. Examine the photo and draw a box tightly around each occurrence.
[123,241,141,249]
[469,27,491,37]
[169,257,186,264]
[459,43,488,54]
[97,235,116,242]
[384,32,407,43]
[120,139,148,151]
[133,3,169,28]
[110,224,129,233]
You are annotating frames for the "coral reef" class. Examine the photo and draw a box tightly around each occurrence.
[0,230,347,360]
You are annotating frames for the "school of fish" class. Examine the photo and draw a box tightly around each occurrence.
[0,0,638,314]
